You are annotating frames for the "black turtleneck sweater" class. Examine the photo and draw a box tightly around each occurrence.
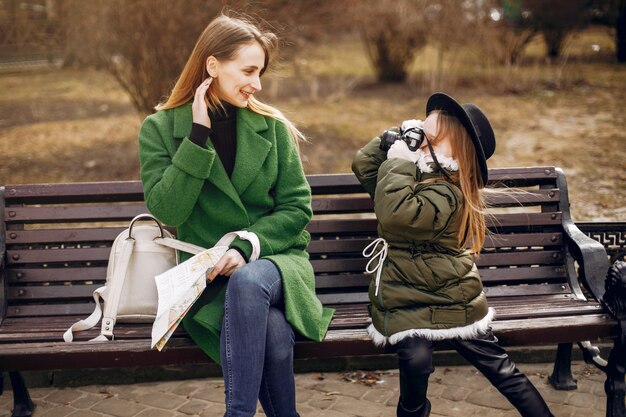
[189,103,237,178]
[188,103,248,260]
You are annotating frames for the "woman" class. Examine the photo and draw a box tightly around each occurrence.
[352,92,553,417]
[138,14,333,417]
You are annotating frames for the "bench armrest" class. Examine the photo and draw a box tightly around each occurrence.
[556,169,610,302]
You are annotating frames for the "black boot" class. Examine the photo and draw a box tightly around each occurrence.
[397,398,430,417]
[450,333,554,417]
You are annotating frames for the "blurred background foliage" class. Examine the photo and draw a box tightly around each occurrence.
[0,0,625,220]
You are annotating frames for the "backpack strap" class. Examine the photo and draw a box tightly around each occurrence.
[99,237,135,339]
[156,237,205,255]
[63,237,136,342]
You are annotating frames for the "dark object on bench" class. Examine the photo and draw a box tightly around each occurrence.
[1,166,624,417]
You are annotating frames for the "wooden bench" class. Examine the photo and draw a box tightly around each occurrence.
[1,166,624,417]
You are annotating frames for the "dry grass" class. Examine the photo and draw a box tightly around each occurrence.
[0,28,624,221]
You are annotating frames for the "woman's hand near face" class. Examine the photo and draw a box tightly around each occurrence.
[192,78,213,128]
[206,249,246,282]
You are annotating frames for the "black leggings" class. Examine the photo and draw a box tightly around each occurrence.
[396,331,553,417]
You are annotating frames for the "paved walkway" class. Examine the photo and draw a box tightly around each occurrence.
[0,361,608,417]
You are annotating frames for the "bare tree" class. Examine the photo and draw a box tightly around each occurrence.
[488,0,538,66]
[354,0,429,83]
[61,0,241,114]
[60,0,351,113]
[525,0,588,59]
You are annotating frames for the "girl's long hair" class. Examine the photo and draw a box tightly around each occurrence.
[155,14,304,143]
[429,111,486,254]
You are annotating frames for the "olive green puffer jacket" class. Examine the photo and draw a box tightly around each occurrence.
[352,136,493,346]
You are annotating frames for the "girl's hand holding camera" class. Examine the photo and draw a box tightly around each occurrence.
[387,140,419,163]
[192,77,213,128]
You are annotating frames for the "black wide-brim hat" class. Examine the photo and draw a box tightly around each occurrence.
[426,92,496,186]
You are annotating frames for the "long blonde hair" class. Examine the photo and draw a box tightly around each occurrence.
[156,14,304,142]
[429,111,486,254]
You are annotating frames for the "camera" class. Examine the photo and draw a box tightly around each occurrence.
[379,127,426,152]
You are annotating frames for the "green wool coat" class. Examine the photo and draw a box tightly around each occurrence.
[352,136,491,345]
[138,102,334,362]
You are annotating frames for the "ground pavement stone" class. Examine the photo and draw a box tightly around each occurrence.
[440,385,471,402]
[537,384,570,404]
[466,389,515,410]
[565,391,597,408]
[306,391,338,410]
[135,392,187,409]
[193,386,225,403]
[361,385,396,404]
[134,409,175,417]
[431,397,490,416]
[39,405,75,417]
[43,389,84,405]
[199,402,226,417]
[572,408,604,417]
[315,379,372,399]
[330,395,394,417]
[90,397,146,417]
[301,410,353,417]
[547,403,580,417]
[30,387,55,399]
[426,381,446,399]
[177,399,211,415]
[172,382,201,397]
[67,411,107,417]
[70,392,107,409]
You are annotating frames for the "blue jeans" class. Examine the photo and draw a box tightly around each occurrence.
[220,259,298,417]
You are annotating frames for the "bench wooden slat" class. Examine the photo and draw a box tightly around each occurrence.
[311,197,373,214]
[6,247,110,264]
[7,267,107,283]
[6,228,126,244]
[304,167,558,195]
[5,303,97,318]
[483,283,571,297]
[6,227,564,254]
[7,284,101,301]
[5,204,148,223]
[478,266,566,282]
[484,189,559,206]
[477,250,565,266]
[3,181,144,204]
[309,250,565,274]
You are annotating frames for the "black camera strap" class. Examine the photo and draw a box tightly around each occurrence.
[424,138,454,183]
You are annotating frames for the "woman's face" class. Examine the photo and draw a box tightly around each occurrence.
[211,42,265,108]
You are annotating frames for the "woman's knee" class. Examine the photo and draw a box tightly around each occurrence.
[227,260,277,298]
[265,308,294,363]
[396,337,434,375]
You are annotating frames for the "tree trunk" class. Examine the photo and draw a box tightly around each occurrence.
[544,30,565,59]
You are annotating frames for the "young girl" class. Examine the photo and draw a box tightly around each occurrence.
[352,92,553,417]
[139,14,332,417]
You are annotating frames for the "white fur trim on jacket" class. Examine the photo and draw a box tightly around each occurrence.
[367,307,496,347]
[415,149,459,173]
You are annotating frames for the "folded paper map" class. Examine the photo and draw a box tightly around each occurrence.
[151,246,228,350]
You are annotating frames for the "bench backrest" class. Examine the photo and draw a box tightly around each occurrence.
[0,167,578,327]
